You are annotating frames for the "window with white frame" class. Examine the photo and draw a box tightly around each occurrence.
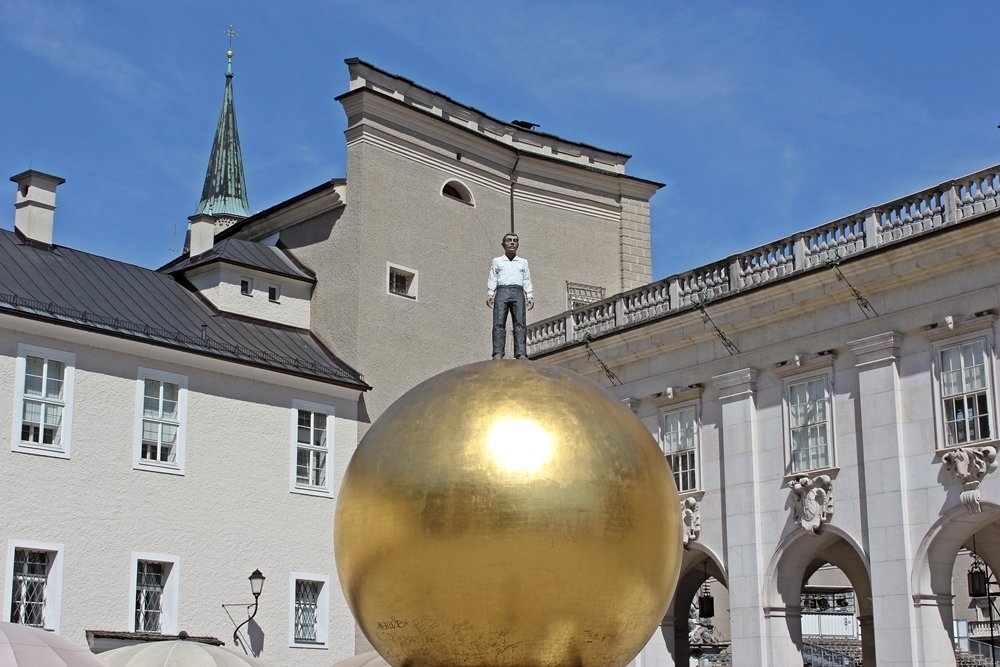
[240,277,253,296]
[386,263,418,300]
[441,179,474,206]
[939,337,993,446]
[787,375,833,473]
[130,553,178,634]
[11,344,75,458]
[134,369,187,474]
[268,284,281,302]
[660,404,700,492]
[291,400,334,495]
[4,540,64,632]
[289,573,329,648]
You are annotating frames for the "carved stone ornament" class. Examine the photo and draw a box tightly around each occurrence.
[680,497,701,548]
[942,445,999,513]
[788,474,834,535]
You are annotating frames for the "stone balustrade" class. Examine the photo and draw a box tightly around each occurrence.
[527,164,1000,356]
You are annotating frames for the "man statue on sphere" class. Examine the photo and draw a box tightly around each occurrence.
[486,233,534,359]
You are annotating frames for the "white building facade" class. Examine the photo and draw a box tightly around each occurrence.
[529,164,1000,666]
[0,170,369,666]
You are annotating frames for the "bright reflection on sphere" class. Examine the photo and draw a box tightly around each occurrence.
[486,417,553,474]
[335,360,681,667]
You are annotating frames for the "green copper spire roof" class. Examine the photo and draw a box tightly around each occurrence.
[195,49,251,220]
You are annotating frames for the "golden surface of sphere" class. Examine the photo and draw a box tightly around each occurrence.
[335,361,681,667]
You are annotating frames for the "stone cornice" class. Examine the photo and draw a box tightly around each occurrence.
[922,311,997,342]
[342,58,633,173]
[847,331,902,367]
[712,368,758,401]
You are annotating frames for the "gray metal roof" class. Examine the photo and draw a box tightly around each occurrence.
[166,237,315,281]
[0,229,366,389]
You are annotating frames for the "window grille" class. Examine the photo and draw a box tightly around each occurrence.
[566,282,606,310]
[294,580,320,641]
[789,377,830,472]
[940,339,992,445]
[135,561,164,633]
[661,405,698,492]
[20,355,65,447]
[141,379,180,464]
[389,271,409,295]
[10,549,47,627]
[296,410,328,488]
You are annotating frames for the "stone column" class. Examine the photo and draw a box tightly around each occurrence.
[663,614,686,666]
[913,594,959,666]
[857,614,876,667]
[762,605,802,664]
[713,368,793,663]
[848,332,937,666]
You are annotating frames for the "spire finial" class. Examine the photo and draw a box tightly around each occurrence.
[224,25,237,75]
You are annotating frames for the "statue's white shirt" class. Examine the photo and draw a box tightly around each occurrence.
[487,255,533,300]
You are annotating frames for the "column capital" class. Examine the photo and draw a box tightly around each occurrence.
[712,368,758,401]
[848,331,902,367]
[762,604,801,619]
[911,592,954,608]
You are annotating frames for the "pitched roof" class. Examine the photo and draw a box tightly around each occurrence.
[195,53,251,220]
[0,229,366,389]
[165,237,315,282]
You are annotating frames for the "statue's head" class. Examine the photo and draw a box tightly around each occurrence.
[501,233,519,256]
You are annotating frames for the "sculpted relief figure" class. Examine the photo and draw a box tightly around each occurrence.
[486,233,534,359]
[943,445,999,513]
[788,474,834,535]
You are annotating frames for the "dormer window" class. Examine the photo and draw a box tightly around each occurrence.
[441,180,473,206]
[240,278,253,296]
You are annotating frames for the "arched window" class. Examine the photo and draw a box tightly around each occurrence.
[441,180,474,206]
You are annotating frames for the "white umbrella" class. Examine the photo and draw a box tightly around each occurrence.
[98,640,270,667]
[330,650,390,667]
[0,621,107,667]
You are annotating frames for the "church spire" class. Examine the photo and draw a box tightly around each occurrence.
[194,38,250,229]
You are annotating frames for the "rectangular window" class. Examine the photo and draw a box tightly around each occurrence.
[290,401,334,496]
[297,410,328,489]
[12,345,75,458]
[940,339,992,446]
[289,573,329,648]
[135,560,164,633]
[660,405,699,492]
[10,549,47,627]
[240,278,253,296]
[268,285,281,302]
[4,540,63,632]
[134,369,187,474]
[130,553,178,634]
[387,263,418,300]
[566,281,606,310]
[788,376,832,473]
[294,580,320,642]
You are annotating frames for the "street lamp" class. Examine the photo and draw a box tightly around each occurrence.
[233,569,265,655]
[968,546,996,667]
[698,560,715,619]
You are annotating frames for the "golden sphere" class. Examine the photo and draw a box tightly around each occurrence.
[335,361,681,667]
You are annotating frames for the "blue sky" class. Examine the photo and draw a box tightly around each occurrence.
[2,1,999,279]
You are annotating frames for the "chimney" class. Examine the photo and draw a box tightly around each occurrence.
[11,170,65,247]
[187,212,216,257]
